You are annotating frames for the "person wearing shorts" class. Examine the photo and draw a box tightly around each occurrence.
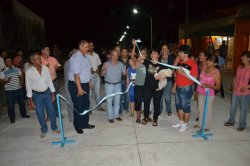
[172,45,198,132]
[127,59,136,117]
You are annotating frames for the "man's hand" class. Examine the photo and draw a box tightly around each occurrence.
[6,77,11,83]
[78,88,87,97]
[29,99,36,110]
[103,62,108,71]
[240,86,248,93]
[52,93,56,102]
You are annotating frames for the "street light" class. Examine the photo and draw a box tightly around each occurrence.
[124,31,127,35]
[126,25,130,29]
[133,8,152,50]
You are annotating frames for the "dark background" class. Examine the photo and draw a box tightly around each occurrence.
[18,0,248,50]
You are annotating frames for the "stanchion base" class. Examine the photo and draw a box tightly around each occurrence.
[52,137,75,147]
[192,131,213,141]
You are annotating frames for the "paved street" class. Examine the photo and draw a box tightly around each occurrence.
[0,73,250,166]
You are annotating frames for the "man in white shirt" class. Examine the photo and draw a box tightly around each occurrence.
[87,42,105,111]
[25,52,60,138]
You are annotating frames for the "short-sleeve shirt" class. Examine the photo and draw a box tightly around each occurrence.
[87,52,101,72]
[135,63,146,86]
[104,61,125,83]
[0,66,22,91]
[68,50,91,83]
[233,66,250,96]
[41,55,61,81]
[143,60,167,89]
[176,58,198,87]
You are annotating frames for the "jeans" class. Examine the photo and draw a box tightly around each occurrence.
[32,89,57,133]
[143,86,163,120]
[119,80,129,114]
[90,75,101,107]
[160,80,172,113]
[176,85,194,113]
[68,81,90,129]
[228,94,250,128]
[5,88,27,121]
[105,83,121,120]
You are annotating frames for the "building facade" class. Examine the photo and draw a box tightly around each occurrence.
[179,3,250,70]
[0,0,45,53]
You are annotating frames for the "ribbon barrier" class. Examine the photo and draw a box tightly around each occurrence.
[192,88,213,140]
[52,94,75,147]
[80,82,134,115]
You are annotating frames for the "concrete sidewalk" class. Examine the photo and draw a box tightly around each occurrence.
[0,77,250,166]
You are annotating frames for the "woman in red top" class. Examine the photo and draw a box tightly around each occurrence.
[224,51,250,131]
[172,45,198,132]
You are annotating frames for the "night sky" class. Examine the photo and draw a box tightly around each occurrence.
[19,0,248,50]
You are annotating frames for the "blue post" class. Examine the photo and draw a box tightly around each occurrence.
[52,94,75,147]
[192,88,213,141]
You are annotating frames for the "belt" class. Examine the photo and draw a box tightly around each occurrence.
[32,88,48,94]
[105,81,121,85]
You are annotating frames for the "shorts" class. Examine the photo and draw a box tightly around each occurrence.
[176,85,194,113]
[129,95,135,102]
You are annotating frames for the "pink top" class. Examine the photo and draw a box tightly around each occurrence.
[41,56,61,81]
[233,66,250,96]
[197,68,220,96]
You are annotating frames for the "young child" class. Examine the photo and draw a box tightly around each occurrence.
[127,58,137,117]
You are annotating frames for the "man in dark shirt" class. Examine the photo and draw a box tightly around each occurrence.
[118,47,129,114]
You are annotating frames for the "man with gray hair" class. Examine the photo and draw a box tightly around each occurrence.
[101,49,126,123]
[68,40,95,134]
[25,52,60,138]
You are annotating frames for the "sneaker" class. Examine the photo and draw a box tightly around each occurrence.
[40,132,47,138]
[172,122,181,128]
[179,123,188,132]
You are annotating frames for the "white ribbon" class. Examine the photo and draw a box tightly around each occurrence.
[80,82,134,115]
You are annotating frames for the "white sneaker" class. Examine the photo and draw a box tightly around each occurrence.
[179,123,188,132]
[172,122,181,128]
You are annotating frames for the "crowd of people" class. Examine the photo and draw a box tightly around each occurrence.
[0,39,250,138]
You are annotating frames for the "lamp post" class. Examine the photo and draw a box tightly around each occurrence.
[133,8,153,50]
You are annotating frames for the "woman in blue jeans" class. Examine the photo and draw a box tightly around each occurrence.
[224,51,250,131]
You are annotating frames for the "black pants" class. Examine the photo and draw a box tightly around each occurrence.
[143,86,163,120]
[134,85,143,111]
[68,81,90,129]
[5,89,27,121]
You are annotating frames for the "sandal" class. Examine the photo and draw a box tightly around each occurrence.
[136,119,141,123]
[152,120,158,127]
[142,118,148,125]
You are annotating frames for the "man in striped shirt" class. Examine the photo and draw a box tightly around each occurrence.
[0,56,30,123]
